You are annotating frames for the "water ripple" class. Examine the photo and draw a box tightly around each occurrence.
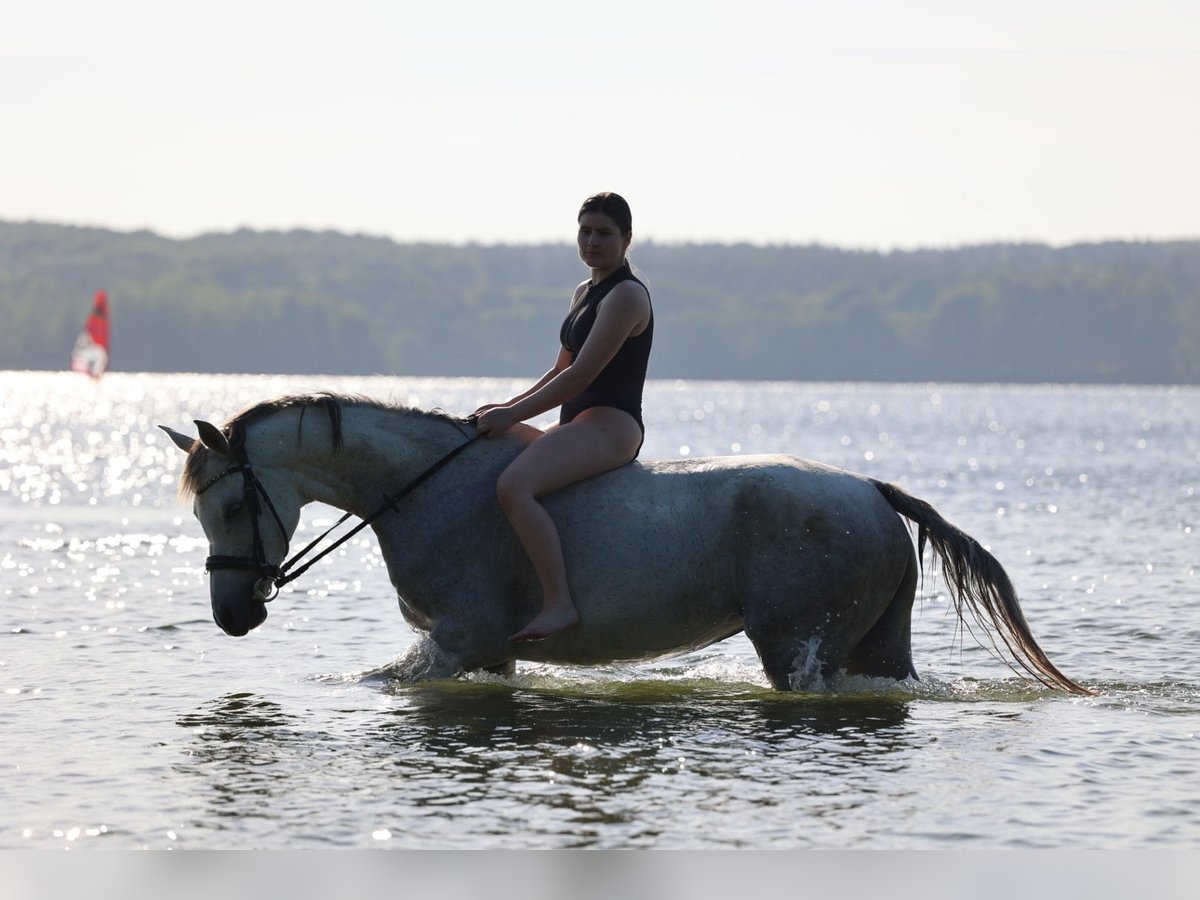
[3,373,1199,848]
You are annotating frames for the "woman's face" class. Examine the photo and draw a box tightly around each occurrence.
[577,211,630,273]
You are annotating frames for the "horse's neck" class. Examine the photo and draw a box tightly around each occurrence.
[268,405,482,516]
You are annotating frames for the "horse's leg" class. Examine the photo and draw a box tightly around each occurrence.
[744,613,845,691]
[843,545,919,681]
[370,634,514,682]
[482,660,516,677]
[423,615,514,680]
[742,574,867,691]
[740,529,908,691]
[369,633,463,682]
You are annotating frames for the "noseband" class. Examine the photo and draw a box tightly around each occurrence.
[196,426,479,601]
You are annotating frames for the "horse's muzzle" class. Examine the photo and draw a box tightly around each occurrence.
[213,598,268,637]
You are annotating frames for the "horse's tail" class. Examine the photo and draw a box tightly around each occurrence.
[872,479,1091,695]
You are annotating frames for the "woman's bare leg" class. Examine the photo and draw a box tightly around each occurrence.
[495,407,642,641]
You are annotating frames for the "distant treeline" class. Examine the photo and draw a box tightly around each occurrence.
[2,220,1198,383]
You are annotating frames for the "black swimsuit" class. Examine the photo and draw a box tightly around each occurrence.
[558,262,654,440]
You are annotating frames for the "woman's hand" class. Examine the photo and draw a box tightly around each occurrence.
[476,406,519,437]
[472,403,501,419]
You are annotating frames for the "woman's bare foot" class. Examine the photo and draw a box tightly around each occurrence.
[510,606,581,642]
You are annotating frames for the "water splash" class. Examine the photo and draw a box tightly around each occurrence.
[787,635,825,691]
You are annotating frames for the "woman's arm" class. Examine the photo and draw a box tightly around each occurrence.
[473,351,570,417]
[476,281,650,435]
[473,281,589,419]
[506,349,574,404]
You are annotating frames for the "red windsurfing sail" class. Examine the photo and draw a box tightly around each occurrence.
[70,290,111,379]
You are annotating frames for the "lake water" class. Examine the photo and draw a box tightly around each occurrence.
[1,371,1197,849]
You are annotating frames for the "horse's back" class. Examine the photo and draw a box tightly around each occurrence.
[630,453,913,571]
[555,452,904,553]
[586,453,893,522]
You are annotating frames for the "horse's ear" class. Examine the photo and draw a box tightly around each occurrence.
[159,425,197,454]
[194,420,231,457]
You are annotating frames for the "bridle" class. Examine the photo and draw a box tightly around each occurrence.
[195,442,291,595]
[196,426,479,601]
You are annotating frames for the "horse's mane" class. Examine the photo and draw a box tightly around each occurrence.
[179,392,470,498]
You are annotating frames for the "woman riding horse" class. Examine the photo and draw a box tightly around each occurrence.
[474,192,653,643]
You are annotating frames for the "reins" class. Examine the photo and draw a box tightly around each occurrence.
[198,420,480,599]
[273,430,479,590]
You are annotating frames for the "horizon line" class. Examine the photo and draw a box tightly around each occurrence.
[3,216,1198,254]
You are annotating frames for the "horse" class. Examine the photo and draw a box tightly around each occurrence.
[161,391,1089,694]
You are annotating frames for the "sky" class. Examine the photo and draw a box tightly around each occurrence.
[2,0,1197,249]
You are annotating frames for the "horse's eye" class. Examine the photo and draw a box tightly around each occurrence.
[222,502,243,520]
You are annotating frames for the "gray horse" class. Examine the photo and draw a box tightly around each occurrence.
[162,392,1088,694]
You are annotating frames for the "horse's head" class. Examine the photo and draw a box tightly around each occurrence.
[162,418,303,637]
